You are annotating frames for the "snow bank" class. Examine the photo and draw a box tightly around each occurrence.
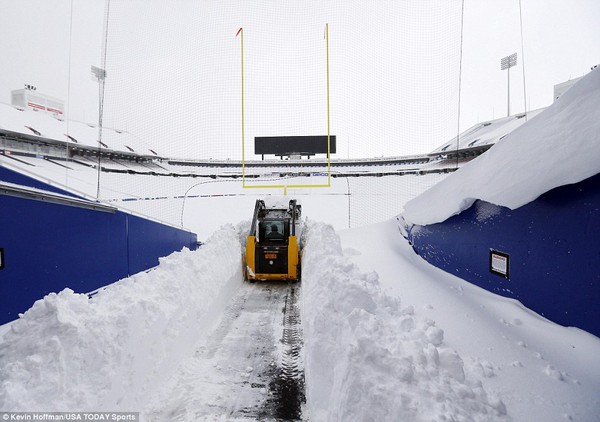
[403,68,600,226]
[0,225,242,412]
[301,222,507,421]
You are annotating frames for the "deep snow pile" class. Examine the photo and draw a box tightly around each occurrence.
[0,225,242,412]
[339,220,600,421]
[403,68,600,226]
[301,222,507,421]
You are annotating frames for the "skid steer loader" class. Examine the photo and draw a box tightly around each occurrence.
[245,199,302,282]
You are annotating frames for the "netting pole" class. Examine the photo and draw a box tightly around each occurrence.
[65,0,74,186]
[325,23,331,187]
[96,0,111,200]
[455,0,465,170]
[519,0,528,120]
[236,27,245,187]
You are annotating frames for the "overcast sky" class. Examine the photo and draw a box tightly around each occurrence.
[1,0,598,159]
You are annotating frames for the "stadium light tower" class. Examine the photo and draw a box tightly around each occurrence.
[91,65,107,199]
[500,53,517,117]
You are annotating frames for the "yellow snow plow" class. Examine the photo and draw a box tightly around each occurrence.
[245,199,302,282]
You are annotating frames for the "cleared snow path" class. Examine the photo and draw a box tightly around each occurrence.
[144,281,306,421]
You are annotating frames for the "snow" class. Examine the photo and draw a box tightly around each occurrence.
[143,280,304,421]
[0,124,448,236]
[402,68,600,226]
[302,222,507,421]
[0,225,243,412]
[1,70,600,420]
[338,220,600,421]
[430,108,545,153]
[1,217,599,419]
[0,102,160,157]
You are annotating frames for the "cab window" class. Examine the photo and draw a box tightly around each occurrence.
[260,220,286,241]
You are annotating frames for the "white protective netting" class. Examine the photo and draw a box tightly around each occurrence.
[97,1,464,229]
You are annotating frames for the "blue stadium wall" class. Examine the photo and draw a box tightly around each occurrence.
[406,172,600,338]
[0,167,198,325]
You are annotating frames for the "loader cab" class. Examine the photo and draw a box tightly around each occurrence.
[245,199,301,282]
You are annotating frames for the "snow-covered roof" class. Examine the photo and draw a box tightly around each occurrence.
[403,68,600,226]
[0,102,160,157]
[430,108,545,154]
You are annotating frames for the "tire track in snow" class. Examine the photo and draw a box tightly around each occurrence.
[144,281,306,421]
[260,285,306,420]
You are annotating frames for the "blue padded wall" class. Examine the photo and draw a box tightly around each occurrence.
[0,190,197,325]
[407,172,600,337]
[127,213,198,275]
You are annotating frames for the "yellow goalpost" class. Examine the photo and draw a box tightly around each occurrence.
[235,24,332,195]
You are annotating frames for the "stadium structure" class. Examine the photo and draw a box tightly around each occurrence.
[0,74,590,329]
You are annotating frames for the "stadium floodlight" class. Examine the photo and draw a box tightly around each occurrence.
[500,53,517,70]
[500,53,517,117]
[91,65,107,81]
